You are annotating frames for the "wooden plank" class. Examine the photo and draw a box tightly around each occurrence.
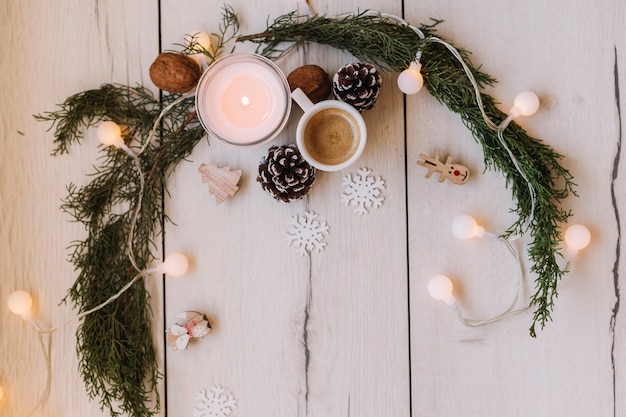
[0,1,160,416]
[405,1,626,416]
[160,1,409,416]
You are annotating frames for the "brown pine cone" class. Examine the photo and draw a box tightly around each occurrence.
[257,144,316,202]
[332,62,382,112]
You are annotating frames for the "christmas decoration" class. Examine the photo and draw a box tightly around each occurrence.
[240,10,576,336]
[199,163,242,204]
[397,60,424,95]
[166,311,212,351]
[285,210,329,256]
[149,52,202,94]
[257,144,316,202]
[332,62,382,112]
[417,150,470,185]
[341,168,386,215]
[287,64,332,103]
[194,386,237,417]
[30,5,580,416]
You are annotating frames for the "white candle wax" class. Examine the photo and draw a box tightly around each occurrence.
[196,54,291,146]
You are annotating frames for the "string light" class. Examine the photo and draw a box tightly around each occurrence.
[498,90,541,130]
[427,275,457,307]
[7,290,33,320]
[188,30,214,68]
[96,121,135,156]
[427,214,529,327]
[565,224,591,253]
[397,57,424,95]
[564,224,591,268]
[452,214,486,239]
[6,251,189,416]
[147,252,190,277]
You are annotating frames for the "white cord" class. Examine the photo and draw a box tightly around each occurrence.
[454,237,529,327]
[362,11,538,232]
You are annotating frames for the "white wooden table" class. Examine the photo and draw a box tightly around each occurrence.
[1,1,624,416]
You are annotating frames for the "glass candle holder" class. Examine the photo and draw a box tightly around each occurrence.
[195,53,292,147]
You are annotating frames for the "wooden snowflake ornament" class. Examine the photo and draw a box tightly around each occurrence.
[199,163,242,204]
[417,150,470,185]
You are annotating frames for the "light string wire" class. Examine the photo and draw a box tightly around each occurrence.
[453,237,529,327]
[345,10,536,324]
[353,11,537,237]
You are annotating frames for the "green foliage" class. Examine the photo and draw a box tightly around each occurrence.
[238,10,576,336]
[35,7,575,417]
[36,84,205,417]
[34,8,239,416]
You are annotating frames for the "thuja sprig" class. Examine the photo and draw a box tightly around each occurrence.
[33,7,244,415]
[238,10,576,336]
[36,84,204,417]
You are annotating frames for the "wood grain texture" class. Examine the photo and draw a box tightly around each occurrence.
[1,1,624,417]
[0,1,160,416]
[406,1,626,416]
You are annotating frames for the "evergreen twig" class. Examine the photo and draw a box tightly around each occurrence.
[34,8,239,416]
[36,84,204,417]
[237,11,576,336]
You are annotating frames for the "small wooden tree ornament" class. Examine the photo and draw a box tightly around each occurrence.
[199,163,242,204]
[417,150,470,185]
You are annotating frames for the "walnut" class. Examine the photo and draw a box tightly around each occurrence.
[287,65,331,103]
[149,52,201,94]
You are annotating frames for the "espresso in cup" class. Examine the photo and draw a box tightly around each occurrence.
[302,108,361,166]
[293,88,367,171]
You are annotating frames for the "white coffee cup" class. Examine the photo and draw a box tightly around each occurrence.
[292,88,367,171]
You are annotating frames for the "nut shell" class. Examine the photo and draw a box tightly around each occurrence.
[287,65,331,103]
[149,52,201,94]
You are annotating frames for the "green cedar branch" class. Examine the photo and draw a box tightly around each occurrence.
[37,84,205,417]
[237,10,576,336]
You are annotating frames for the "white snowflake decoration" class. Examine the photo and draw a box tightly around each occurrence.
[285,210,330,256]
[194,385,237,417]
[341,168,386,215]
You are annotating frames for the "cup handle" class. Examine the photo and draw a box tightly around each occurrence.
[291,88,314,112]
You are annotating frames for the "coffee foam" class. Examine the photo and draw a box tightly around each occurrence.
[303,108,361,166]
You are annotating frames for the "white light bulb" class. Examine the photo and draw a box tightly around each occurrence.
[160,252,189,277]
[510,90,540,118]
[188,30,214,68]
[428,275,456,306]
[8,290,33,318]
[397,62,423,95]
[565,224,591,252]
[452,214,486,239]
[97,121,125,148]
[193,31,213,53]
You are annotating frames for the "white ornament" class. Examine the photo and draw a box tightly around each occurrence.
[397,62,423,95]
[194,385,237,417]
[341,168,386,215]
[285,210,330,256]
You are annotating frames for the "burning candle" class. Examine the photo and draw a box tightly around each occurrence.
[195,53,291,146]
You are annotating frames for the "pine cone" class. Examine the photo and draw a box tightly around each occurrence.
[257,144,316,202]
[332,62,382,112]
